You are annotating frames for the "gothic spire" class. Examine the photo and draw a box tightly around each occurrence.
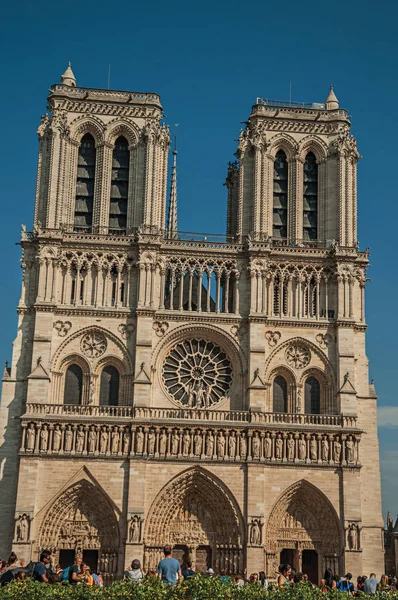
[61,62,76,87]
[166,137,178,239]
[325,85,339,110]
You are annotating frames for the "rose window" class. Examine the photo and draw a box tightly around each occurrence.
[162,339,233,407]
[81,331,107,358]
[285,343,311,369]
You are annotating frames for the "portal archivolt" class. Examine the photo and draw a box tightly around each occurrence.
[266,480,343,577]
[144,467,244,573]
[38,479,120,576]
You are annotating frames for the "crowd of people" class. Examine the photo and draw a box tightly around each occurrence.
[2,547,398,594]
[0,551,104,586]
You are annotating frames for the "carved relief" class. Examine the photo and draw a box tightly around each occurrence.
[81,331,107,358]
[118,323,135,339]
[53,320,72,337]
[265,330,281,347]
[316,333,332,349]
[20,420,357,467]
[230,323,246,340]
[285,343,311,369]
[153,321,169,337]
[15,514,31,542]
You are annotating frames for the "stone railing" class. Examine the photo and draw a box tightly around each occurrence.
[23,404,358,429]
[19,420,361,468]
[25,403,133,419]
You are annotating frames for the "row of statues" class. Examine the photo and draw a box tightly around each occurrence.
[22,422,359,464]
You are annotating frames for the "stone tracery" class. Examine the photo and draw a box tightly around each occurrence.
[162,338,232,407]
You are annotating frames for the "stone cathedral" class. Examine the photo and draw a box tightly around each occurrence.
[0,64,384,582]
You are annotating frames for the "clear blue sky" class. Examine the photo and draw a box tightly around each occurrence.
[1,0,397,516]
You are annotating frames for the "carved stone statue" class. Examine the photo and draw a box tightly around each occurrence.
[321,438,329,461]
[264,435,272,459]
[183,431,191,455]
[159,431,167,455]
[194,432,202,456]
[147,430,155,455]
[217,432,225,457]
[100,429,108,454]
[53,426,61,452]
[206,432,214,456]
[298,438,306,460]
[346,437,355,463]
[111,428,119,454]
[65,426,73,452]
[16,514,30,542]
[196,382,205,408]
[123,430,131,454]
[240,434,247,457]
[76,426,84,452]
[310,437,317,460]
[287,437,294,461]
[129,516,140,543]
[275,435,283,459]
[229,431,236,458]
[334,440,341,463]
[27,425,35,451]
[250,520,261,545]
[187,382,195,408]
[40,427,48,451]
[136,429,144,454]
[171,431,179,454]
[347,523,359,550]
[202,386,209,408]
[252,433,260,458]
[88,379,95,405]
[88,428,97,453]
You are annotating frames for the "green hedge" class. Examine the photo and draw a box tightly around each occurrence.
[0,578,395,600]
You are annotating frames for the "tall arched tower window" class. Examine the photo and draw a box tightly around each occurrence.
[74,133,96,232]
[273,375,288,412]
[273,150,288,240]
[303,152,318,241]
[100,366,120,406]
[109,136,129,234]
[64,364,83,405]
[305,376,320,414]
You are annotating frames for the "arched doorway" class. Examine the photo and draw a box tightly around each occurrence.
[144,467,244,574]
[266,480,342,585]
[38,479,120,581]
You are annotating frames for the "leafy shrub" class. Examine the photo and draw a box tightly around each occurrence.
[0,576,396,599]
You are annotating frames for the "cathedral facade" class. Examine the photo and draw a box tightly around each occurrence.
[0,64,384,582]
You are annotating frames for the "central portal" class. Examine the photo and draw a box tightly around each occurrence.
[144,467,243,574]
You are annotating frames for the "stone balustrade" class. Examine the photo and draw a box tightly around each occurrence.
[19,417,361,468]
[23,404,358,429]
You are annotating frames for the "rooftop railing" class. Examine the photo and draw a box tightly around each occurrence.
[255,98,326,110]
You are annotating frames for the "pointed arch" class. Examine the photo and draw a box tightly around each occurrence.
[37,472,121,579]
[109,135,129,234]
[266,479,343,573]
[69,115,105,145]
[144,466,244,573]
[268,133,298,161]
[106,120,141,148]
[298,135,328,163]
[303,151,318,241]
